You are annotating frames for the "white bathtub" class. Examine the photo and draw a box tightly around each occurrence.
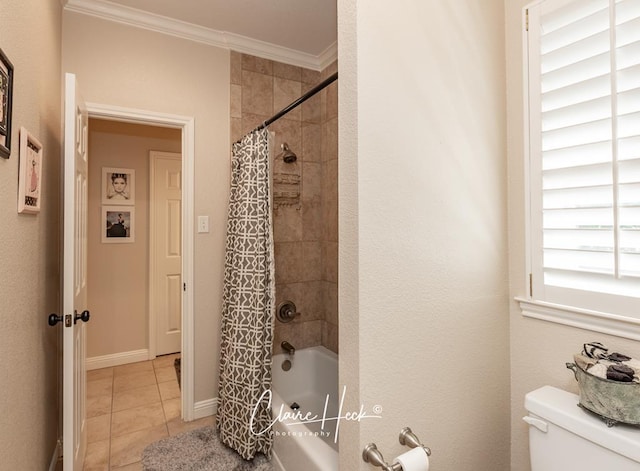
[271,346,339,471]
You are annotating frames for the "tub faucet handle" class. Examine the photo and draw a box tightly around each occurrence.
[277,301,301,323]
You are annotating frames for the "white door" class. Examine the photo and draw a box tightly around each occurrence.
[63,73,89,471]
[150,151,182,355]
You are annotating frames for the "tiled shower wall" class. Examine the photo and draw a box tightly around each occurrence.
[230,52,338,354]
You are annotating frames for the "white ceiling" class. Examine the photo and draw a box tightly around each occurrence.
[65,0,337,69]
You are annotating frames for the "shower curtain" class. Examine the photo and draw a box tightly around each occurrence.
[217,128,275,460]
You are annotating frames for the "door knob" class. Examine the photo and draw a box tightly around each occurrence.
[74,310,90,324]
[48,313,64,326]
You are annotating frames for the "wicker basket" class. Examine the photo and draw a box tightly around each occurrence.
[567,362,640,427]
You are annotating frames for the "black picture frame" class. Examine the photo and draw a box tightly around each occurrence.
[0,48,14,159]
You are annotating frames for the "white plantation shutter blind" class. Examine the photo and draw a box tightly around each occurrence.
[527,0,640,316]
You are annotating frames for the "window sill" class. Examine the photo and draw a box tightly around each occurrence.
[516,297,640,342]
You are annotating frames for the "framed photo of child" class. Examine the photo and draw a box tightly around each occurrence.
[102,206,135,243]
[102,167,135,205]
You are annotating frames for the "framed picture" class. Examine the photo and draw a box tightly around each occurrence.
[17,128,43,214]
[102,167,135,205]
[0,48,14,159]
[102,206,135,243]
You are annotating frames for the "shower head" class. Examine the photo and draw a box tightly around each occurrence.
[279,142,297,163]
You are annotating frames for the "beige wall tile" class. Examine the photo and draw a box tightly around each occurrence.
[230,84,242,119]
[322,118,338,161]
[302,68,321,85]
[240,112,270,137]
[274,61,302,81]
[298,320,323,348]
[302,162,322,202]
[322,242,338,283]
[274,242,303,284]
[242,54,273,75]
[322,321,339,354]
[302,123,321,162]
[324,281,338,325]
[242,70,273,117]
[302,280,325,321]
[231,117,242,144]
[230,50,242,85]
[274,77,302,121]
[273,206,302,242]
[301,93,321,124]
[302,200,322,241]
[275,283,305,312]
[325,82,338,121]
[302,242,322,282]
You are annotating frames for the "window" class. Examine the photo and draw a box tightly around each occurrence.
[522,0,640,336]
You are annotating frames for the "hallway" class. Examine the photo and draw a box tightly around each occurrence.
[83,354,213,470]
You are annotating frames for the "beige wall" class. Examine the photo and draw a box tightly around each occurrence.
[338,1,510,469]
[505,2,640,470]
[231,53,339,354]
[0,0,62,468]
[87,119,181,359]
[62,12,230,402]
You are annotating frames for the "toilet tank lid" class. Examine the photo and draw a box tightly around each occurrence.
[525,386,640,464]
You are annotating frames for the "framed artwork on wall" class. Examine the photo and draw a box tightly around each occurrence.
[0,48,14,159]
[102,167,135,205]
[17,128,43,214]
[102,206,135,243]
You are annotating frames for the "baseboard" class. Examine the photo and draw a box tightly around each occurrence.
[193,397,218,420]
[86,349,150,370]
[49,439,61,471]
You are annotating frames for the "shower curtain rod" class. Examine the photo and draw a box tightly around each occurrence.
[236,71,338,143]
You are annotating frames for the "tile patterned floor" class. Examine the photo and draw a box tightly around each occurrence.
[83,354,215,470]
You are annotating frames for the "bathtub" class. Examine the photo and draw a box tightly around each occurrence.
[271,346,339,471]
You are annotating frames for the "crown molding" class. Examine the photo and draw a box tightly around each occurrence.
[64,0,335,71]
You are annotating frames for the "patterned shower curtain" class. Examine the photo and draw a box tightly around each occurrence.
[217,128,275,460]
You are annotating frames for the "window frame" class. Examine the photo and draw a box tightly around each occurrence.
[519,0,640,341]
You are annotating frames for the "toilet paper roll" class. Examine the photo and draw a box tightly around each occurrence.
[392,446,430,471]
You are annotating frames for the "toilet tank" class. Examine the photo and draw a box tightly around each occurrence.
[524,386,640,471]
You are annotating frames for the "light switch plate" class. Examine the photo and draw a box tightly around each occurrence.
[198,215,209,233]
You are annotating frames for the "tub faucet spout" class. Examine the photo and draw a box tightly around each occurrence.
[281,341,295,356]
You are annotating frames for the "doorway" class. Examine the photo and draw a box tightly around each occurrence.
[82,105,194,465]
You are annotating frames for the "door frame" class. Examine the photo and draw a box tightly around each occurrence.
[86,102,196,421]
